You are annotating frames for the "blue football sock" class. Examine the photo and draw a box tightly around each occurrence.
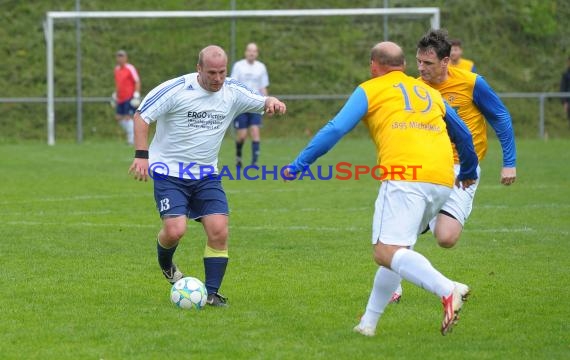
[252,141,260,164]
[203,246,229,294]
[157,239,177,271]
[236,141,244,158]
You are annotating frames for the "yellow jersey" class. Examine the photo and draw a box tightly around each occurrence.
[360,71,454,187]
[289,70,481,183]
[450,58,476,72]
[420,67,487,163]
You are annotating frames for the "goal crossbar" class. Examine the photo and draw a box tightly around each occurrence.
[45,8,440,145]
[47,8,441,20]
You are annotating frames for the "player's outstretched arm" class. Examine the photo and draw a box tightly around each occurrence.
[286,87,368,180]
[473,76,517,186]
[128,112,150,181]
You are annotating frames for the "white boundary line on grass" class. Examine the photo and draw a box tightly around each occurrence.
[463,227,535,233]
[0,188,307,206]
[0,207,369,216]
[4,220,549,234]
[0,194,141,205]
[477,203,570,209]
[254,206,370,213]
[4,221,362,232]
[1,185,562,206]
[5,220,158,229]
[481,184,564,190]
[0,210,113,216]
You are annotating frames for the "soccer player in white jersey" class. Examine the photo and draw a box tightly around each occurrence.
[231,43,270,166]
[128,45,286,306]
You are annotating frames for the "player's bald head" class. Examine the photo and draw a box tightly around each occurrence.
[246,42,258,52]
[244,42,259,62]
[196,45,228,92]
[370,42,405,67]
[198,45,228,67]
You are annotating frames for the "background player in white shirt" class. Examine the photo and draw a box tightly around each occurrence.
[128,45,286,306]
[231,43,270,166]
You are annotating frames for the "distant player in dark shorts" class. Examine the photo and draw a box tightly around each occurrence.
[231,43,270,166]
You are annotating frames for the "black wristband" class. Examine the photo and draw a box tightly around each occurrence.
[134,150,149,159]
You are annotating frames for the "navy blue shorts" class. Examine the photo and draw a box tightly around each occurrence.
[153,175,229,220]
[234,113,262,129]
[116,99,136,116]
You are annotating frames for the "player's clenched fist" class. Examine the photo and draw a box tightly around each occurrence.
[500,167,516,186]
[264,97,286,115]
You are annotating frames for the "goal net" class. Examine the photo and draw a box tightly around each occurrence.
[45,8,440,144]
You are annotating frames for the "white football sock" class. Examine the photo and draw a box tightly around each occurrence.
[391,248,453,298]
[359,266,401,329]
[122,119,134,144]
[119,119,128,131]
[429,216,437,235]
[394,283,403,296]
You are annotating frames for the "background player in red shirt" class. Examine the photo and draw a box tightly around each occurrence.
[113,49,141,145]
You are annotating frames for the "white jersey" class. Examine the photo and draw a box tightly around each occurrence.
[230,59,269,95]
[138,73,266,179]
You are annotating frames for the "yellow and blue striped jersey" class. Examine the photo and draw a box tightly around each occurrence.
[420,67,516,167]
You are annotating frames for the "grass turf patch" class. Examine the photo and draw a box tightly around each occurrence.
[0,138,568,359]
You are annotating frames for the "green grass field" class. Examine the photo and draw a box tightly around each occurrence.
[0,137,568,359]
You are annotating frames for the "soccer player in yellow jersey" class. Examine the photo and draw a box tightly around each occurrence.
[418,29,517,243]
[449,39,476,73]
[285,42,479,336]
[390,29,517,304]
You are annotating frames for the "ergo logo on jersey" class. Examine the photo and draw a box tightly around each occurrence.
[187,111,208,118]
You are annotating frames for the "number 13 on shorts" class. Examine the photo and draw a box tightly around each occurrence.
[159,198,170,212]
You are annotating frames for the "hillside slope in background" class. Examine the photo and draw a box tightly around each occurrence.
[1,0,569,141]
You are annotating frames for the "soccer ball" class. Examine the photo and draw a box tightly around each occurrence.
[170,277,207,310]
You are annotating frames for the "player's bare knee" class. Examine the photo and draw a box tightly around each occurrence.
[435,230,460,248]
[438,238,456,248]
[434,215,463,248]
[208,226,228,244]
[236,131,248,143]
[163,222,186,241]
[250,128,260,141]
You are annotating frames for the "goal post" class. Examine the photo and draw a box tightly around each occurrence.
[45,8,440,145]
